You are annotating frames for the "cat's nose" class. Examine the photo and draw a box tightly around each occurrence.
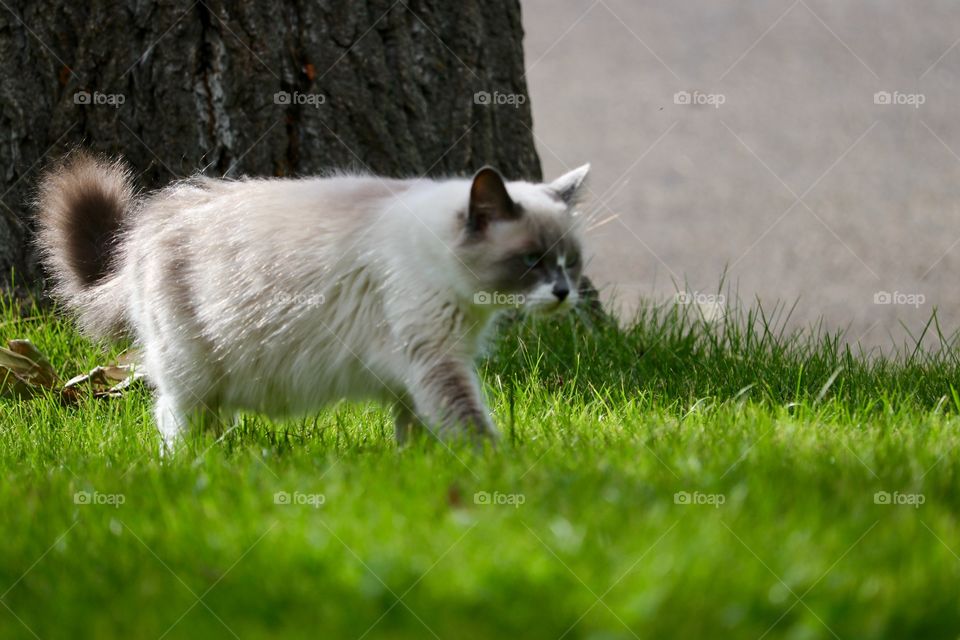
[552,283,570,302]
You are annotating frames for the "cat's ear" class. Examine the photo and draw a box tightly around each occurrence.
[549,163,591,206]
[468,167,518,233]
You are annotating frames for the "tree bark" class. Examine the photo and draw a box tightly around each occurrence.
[0,0,541,288]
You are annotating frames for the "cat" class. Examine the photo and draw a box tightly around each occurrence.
[35,153,590,449]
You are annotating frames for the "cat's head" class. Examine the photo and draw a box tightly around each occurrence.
[456,165,590,315]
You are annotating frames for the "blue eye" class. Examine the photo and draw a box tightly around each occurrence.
[522,253,540,268]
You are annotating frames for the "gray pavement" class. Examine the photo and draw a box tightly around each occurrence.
[522,0,960,350]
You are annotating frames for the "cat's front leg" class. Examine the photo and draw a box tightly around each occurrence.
[405,359,498,443]
[394,397,426,444]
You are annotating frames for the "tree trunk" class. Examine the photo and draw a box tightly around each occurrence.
[0,0,541,289]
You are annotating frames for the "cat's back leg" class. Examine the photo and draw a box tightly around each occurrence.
[154,392,229,454]
[140,305,226,452]
[134,225,227,451]
[154,392,187,453]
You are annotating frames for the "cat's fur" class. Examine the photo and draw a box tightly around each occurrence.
[35,153,589,448]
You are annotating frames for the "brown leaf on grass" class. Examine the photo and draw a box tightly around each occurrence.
[0,339,143,402]
[62,361,144,400]
[0,340,60,399]
[446,483,464,509]
[7,339,59,387]
[0,367,41,399]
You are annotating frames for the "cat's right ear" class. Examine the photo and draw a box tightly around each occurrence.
[467,167,517,234]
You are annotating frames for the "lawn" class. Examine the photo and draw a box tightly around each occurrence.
[1,293,958,639]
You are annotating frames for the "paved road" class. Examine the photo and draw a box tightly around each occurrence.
[522,0,960,351]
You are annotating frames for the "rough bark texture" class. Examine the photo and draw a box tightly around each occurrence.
[0,0,541,288]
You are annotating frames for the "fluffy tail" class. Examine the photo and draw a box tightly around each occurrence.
[35,152,135,339]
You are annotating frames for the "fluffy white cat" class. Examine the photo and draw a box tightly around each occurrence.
[36,154,589,448]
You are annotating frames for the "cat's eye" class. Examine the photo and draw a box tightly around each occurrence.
[522,253,541,268]
[566,254,579,268]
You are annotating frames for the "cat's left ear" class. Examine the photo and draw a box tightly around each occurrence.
[468,167,518,234]
[549,163,591,206]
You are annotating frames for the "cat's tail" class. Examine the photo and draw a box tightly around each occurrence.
[35,152,135,340]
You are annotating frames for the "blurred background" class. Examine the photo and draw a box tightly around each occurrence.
[522,0,960,349]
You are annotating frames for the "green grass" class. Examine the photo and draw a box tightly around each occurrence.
[1,293,959,639]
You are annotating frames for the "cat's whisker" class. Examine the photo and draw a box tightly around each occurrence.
[585,213,619,232]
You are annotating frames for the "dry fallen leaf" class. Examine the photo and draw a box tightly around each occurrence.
[0,339,143,402]
[63,363,144,400]
[0,340,59,399]
[7,339,59,387]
